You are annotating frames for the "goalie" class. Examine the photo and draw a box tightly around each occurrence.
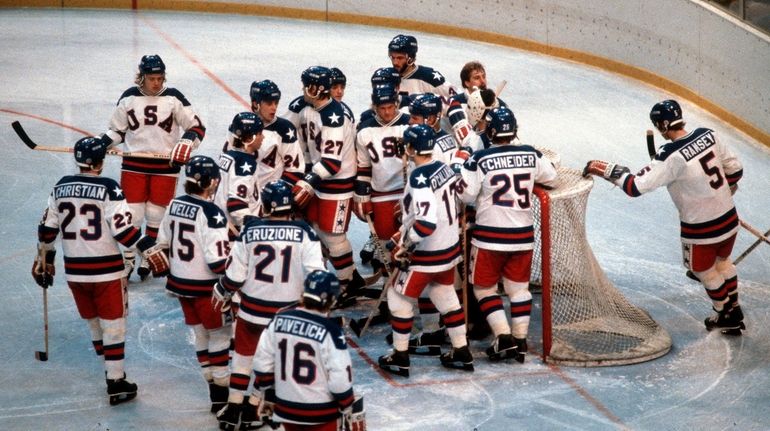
[584,99,745,335]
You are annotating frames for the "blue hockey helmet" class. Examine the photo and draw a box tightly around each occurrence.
[370,67,401,87]
[229,111,263,138]
[371,84,399,106]
[485,106,517,141]
[409,93,442,118]
[301,66,333,96]
[260,179,293,215]
[403,124,435,155]
[74,137,107,168]
[650,99,684,132]
[185,155,220,188]
[388,34,418,59]
[250,80,281,104]
[303,270,340,309]
[330,67,347,87]
[138,54,165,75]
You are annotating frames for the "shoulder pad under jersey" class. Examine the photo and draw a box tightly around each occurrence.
[226,150,258,176]
[357,116,379,132]
[358,109,375,127]
[266,117,298,144]
[117,87,142,104]
[161,87,192,106]
[411,65,446,87]
[409,163,437,189]
[341,102,355,123]
[287,96,308,114]
[287,219,320,242]
[285,309,347,349]
[196,199,228,229]
[317,100,346,128]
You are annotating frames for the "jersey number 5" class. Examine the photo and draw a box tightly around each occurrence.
[698,151,725,190]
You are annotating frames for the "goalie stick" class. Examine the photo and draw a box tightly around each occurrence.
[12,121,171,160]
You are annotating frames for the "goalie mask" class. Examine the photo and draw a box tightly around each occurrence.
[301,66,332,99]
[650,99,684,133]
[403,124,435,156]
[260,179,293,215]
[74,137,107,169]
[250,80,281,104]
[467,88,499,127]
[303,270,340,309]
[185,155,220,189]
[485,106,517,141]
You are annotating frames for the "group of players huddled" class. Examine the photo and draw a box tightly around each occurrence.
[30,31,746,431]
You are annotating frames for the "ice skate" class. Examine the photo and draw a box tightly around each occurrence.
[378,349,410,377]
[485,334,518,361]
[705,307,745,336]
[440,345,474,372]
[106,374,138,406]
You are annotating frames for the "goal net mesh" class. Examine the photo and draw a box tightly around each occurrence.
[530,165,671,366]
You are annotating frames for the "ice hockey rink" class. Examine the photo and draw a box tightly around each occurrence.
[1,6,770,431]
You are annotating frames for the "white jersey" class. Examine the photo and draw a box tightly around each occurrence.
[459,144,558,252]
[432,129,458,166]
[38,174,141,283]
[299,98,357,199]
[258,116,305,186]
[214,149,260,228]
[157,194,230,297]
[105,86,205,175]
[399,65,457,116]
[401,160,462,272]
[284,96,311,165]
[615,127,743,245]
[253,307,354,426]
[220,219,325,325]
[355,112,410,200]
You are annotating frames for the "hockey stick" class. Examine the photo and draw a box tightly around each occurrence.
[35,247,50,362]
[349,215,393,338]
[460,208,469,326]
[494,80,507,99]
[646,130,656,159]
[739,219,770,247]
[12,121,171,160]
[734,226,770,265]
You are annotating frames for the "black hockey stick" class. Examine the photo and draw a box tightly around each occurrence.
[35,247,50,362]
[646,129,656,159]
[12,120,171,160]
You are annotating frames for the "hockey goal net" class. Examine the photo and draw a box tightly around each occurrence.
[530,163,671,366]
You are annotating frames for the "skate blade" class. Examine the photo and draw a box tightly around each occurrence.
[441,361,474,372]
[409,346,441,356]
[486,348,518,362]
[721,328,743,336]
[379,364,409,377]
[109,391,137,406]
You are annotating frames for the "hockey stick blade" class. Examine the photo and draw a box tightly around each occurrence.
[646,129,655,159]
[35,351,48,361]
[12,121,38,150]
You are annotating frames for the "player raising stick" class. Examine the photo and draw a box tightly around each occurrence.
[98,55,206,281]
[583,99,745,335]
[457,107,558,362]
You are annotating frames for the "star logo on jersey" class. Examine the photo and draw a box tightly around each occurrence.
[432,71,443,81]
[239,161,253,173]
[328,112,341,125]
[285,128,296,141]
[338,334,347,345]
[213,213,225,225]
[112,186,124,198]
[290,100,300,109]
[415,173,427,185]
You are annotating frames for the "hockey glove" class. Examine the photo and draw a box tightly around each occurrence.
[136,236,170,277]
[583,160,630,182]
[450,146,472,173]
[170,131,199,166]
[353,181,373,222]
[342,396,366,431]
[211,282,232,313]
[32,248,56,288]
[291,172,321,210]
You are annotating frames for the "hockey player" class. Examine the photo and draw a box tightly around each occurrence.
[249,80,305,187]
[99,54,206,281]
[447,61,506,153]
[387,34,457,111]
[378,124,472,377]
[154,155,232,414]
[34,137,167,405]
[214,112,264,238]
[251,270,365,431]
[291,66,366,305]
[408,93,457,165]
[354,83,411,243]
[584,99,745,335]
[458,107,558,362]
[359,66,410,124]
[212,180,325,431]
